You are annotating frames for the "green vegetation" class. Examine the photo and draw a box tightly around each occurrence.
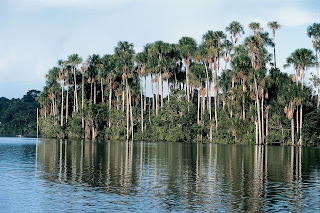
[0,90,40,136]
[37,22,320,146]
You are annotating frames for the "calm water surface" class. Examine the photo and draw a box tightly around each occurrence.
[0,137,319,212]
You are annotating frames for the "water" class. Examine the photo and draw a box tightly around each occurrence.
[0,138,319,212]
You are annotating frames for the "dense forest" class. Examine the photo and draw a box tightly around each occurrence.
[37,21,320,146]
[0,90,40,136]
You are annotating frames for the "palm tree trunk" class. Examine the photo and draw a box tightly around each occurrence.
[144,76,146,111]
[299,70,305,146]
[160,71,163,108]
[273,35,276,68]
[126,79,129,141]
[151,75,154,112]
[82,73,84,128]
[291,102,294,145]
[122,89,125,112]
[140,77,143,135]
[156,74,159,116]
[94,80,96,104]
[261,95,264,144]
[90,81,93,104]
[197,89,200,124]
[129,89,134,141]
[205,64,211,119]
[66,87,69,124]
[316,51,319,111]
[167,79,170,103]
[101,78,104,103]
[61,80,64,127]
[266,107,268,136]
[109,85,112,110]
[186,62,190,102]
[254,76,262,144]
[73,67,79,112]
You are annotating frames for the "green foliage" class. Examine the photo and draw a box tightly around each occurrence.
[0,90,40,136]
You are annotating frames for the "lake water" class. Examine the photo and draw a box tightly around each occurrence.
[0,138,319,212]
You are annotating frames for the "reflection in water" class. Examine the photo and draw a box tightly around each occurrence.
[37,140,319,212]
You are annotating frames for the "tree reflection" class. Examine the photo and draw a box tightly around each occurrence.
[37,140,313,212]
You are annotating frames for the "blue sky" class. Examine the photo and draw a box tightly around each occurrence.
[0,0,319,98]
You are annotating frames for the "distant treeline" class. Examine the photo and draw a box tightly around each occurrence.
[0,90,40,136]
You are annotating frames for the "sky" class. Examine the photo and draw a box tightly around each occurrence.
[0,0,319,99]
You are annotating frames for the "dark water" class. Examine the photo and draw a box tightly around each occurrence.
[0,138,319,212]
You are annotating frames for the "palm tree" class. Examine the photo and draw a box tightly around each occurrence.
[88,54,101,104]
[58,60,65,127]
[244,34,265,144]
[135,51,148,135]
[284,48,316,145]
[178,37,197,103]
[67,54,83,113]
[225,21,244,53]
[80,61,88,128]
[249,22,262,35]
[307,23,320,110]
[203,30,226,132]
[267,21,281,68]
[114,41,135,141]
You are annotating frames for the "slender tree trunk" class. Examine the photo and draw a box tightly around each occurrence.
[151,75,155,112]
[66,87,69,124]
[94,80,96,104]
[291,102,294,145]
[186,61,190,102]
[273,34,277,68]
[205,64,211,120]
[144,76,147,111]
[82,73,84,129]
[266,107,268,137]
[140,77,143,135]
[242,96,245,120]
[316,51,319,111]
[109,86,112,110]
[101,78,104,103]
[156,74,159,116]
[73,67,79,112]
[254,76,262,144]
[126,79,129,141]
[90,81,93,104]
[61,81,64,127]
[197,88,200,124]
[122,89,125,112]
[261,95,264,144]
[167,79,170,103]
[129,88,134,141]
[299,70,305,146]
[160,71,163,108]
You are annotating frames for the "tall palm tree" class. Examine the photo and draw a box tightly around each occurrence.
[149,41,170,115]
[178,37,197,103]
[88,54,101,104]
[135,51,148,135]
[203,30,226,132]
[249,22,262,35]
[307,23,320,110]
[284,48,316,145]
[67,54,83,113]
[225,21,244,53]
[267,21,281,68]
[58,60,65,127]
[244,34,265,144]
[114,41,135,141]
[80,61,88,129]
